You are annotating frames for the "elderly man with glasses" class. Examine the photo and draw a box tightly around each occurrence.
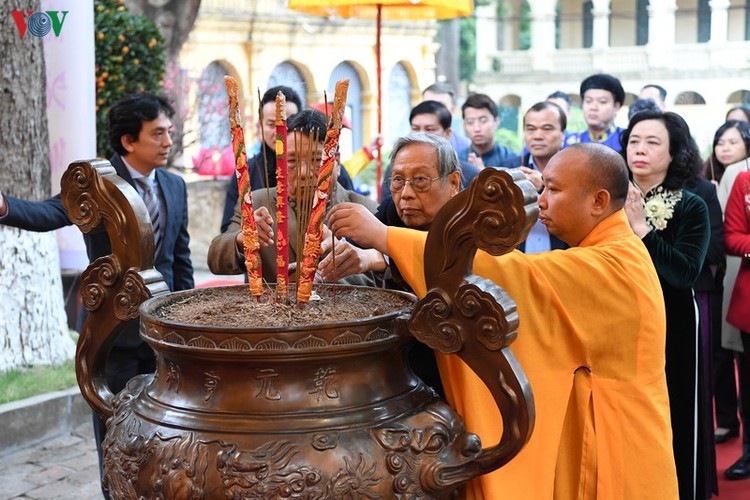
[322,133,461,283]
[324,133,461,398]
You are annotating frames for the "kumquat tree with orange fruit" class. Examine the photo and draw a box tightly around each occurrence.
[94,0,165,157]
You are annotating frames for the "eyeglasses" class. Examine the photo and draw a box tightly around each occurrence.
[386,175,442,193]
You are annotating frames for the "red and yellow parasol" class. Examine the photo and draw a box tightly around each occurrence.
[287,0,473,199]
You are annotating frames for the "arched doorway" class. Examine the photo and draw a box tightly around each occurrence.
[195,61,233,175]
[675,91,707,105]
[498,94,522,151]
[387,62,413,145]
[498,94,521,131]
[268,61,309,108]
[198,62,230,150]
[727,89,750,104]
[329,62,364,152]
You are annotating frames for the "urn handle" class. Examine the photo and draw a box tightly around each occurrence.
[408,168,538,490]
[61,160,168,419]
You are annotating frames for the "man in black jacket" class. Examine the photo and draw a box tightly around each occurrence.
[379,100,480,201]
[219,85,355,232]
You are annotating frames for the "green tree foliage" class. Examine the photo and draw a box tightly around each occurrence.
[459,17,476,83]
[519,1,531,50]
[94,0,165,157]
[495,128,523,153]
[567,106,587,134]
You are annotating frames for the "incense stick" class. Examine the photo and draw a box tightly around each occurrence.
[225,76,263,299]
[257,88,272,215]
[323,91,338,301]
[297,79,350,304]
[274,92,289,302]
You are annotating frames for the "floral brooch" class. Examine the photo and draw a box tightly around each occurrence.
[643,185,682,231]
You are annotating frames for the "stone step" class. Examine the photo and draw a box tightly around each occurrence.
[0,387,90,457]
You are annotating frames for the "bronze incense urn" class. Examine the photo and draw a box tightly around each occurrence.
[62,160,537,498]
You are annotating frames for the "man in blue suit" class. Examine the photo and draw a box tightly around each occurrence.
[0,92,194,492]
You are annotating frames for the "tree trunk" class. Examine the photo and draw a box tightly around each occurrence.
[124,0,201,60]
[0,0,74,372]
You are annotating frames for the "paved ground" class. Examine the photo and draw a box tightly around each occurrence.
[4,272,750,499]
[0,271,240,500]
[0,423,101,500]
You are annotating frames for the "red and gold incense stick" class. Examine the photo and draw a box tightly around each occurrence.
[297,79,350,304]
[274,91,289,302]
[224,76,263,298]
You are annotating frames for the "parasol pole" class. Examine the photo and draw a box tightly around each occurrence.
[376,3,382,202]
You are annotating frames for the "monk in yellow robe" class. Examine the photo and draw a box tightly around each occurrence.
[329,143,678,499]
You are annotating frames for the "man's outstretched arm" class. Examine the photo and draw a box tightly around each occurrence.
[0,192,71,232]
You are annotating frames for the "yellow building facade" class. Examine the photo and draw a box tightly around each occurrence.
[178,0,439,169]
[474,0,750,149]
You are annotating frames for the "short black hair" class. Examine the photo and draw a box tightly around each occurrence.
[524,101,567,132]
[287,109,327,143]
[410,100,452,130]
[108,93,174,156]
[546,91,572,105]
[628,98,661,120]
[580,73,625,106]
[422,82,455,102]
[262,85,303,111]
[461,93,498,119]
[726,105,750,122]
[620,110,702,190]
[641,84,667,101]
[708,120,750,181]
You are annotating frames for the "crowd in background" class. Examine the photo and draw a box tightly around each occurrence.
[439,74,750,500]
[3,70,749,499]
[206,72,750,499]
[209,73,750,500]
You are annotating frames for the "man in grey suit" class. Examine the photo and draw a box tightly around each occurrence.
[0,92,194,494]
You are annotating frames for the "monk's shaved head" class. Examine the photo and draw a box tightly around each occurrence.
[539,144,629,246]
[572,143,630,209]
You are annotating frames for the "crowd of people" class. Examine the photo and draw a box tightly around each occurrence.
[2,71,750,499]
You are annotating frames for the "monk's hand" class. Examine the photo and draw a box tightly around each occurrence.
[0,191,6,217]
[519,166,543,192]
[467,152,485,170]
[624,183,650,238]
[253,206,274,247]
[328,203,388,254]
